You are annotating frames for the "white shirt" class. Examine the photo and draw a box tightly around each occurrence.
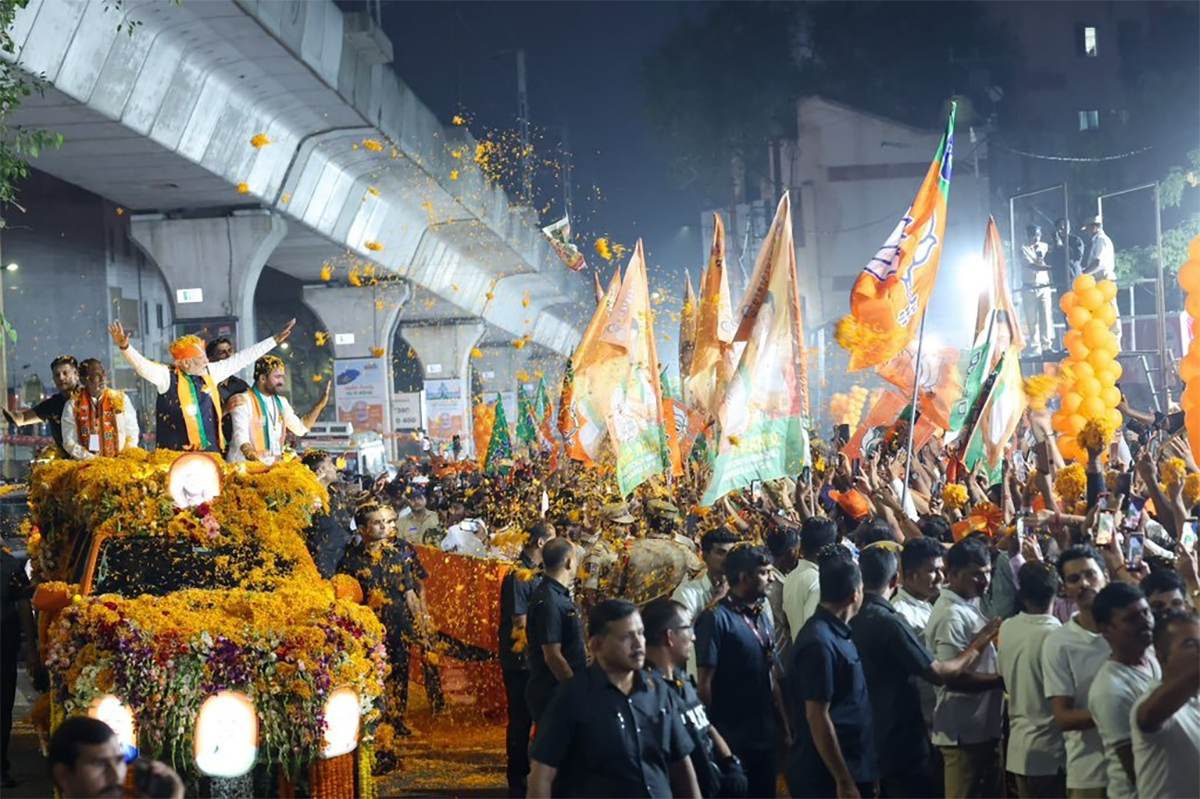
[227,392,308,464]
[1090,657,1161,799]
[997,612,1066,776]
[119,338,277,394]
[1087,230,1116,281]
[60,390,139,459]
[926,588,1003,745]
[1042,614,1112,789]
[441,519,490,557]
[672,573,715,623]
[894,587,937,726]
[1130,686,1200,799]
[1021,240,1052,287]
[782,559,820,641]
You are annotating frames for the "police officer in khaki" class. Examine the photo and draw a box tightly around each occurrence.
[617,500,703,606]
[576,502,634,616]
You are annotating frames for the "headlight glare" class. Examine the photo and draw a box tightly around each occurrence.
[321,687,360,759]
[193,691,258,777]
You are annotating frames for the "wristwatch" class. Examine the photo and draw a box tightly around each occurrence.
[718,755,742,770]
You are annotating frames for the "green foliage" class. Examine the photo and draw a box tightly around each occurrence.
[1,0,63,227]
[1113,150,1200,283]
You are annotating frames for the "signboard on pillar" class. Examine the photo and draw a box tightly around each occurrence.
[174,317,237,344]
[334,357,388,434]
[392,392,422,431]
[423,378,467,446]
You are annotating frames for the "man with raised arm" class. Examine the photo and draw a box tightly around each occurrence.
[108,319,294,454]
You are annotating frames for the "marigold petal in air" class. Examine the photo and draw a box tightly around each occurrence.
[371,347,385,358]
[363,241,383,252]
[313,374,324,383]
[450,170,460,181]
[470,348,483,359]
[250,133,271,149]
[362,139,383,152]
[366,186,380,197]
[236,182,250,194]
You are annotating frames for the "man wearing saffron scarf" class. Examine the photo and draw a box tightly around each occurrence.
[227,355,329,464]
[61,359,138,459]
[108,319,294,454]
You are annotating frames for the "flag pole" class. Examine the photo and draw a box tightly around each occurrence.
[901,313,928,510]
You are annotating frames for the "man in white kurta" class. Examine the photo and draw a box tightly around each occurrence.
[227,355,329,465]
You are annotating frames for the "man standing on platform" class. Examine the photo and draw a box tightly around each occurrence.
[108,319,294,453]
[227,355,329,464]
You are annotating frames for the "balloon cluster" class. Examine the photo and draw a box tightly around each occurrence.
[829,386,869,429]
[1177,236,1200,464]
[472,402,496,459]
[1053,275,1123,461]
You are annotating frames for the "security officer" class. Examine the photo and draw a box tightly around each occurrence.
[497,522,555,798]
[525,538,587,723]
[575,502,633,615]
[643,598,749,798]
[528,599,702,799]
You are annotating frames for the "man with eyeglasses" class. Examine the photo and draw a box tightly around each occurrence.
[643,598,748,798]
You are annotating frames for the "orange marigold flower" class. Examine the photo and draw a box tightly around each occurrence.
[470,348,483,359]
[319,264,332,281]
[371,347,385,358]
[362,139,383,152]
[449,170,460,181]
[313,374,324,382]
[363,241,383,252]
[236,182,250,194]
[250,133,271,149]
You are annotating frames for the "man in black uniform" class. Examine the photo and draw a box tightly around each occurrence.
[643,598,748,798]
[498,521,555,797]
[850,545,998,799]
[338,502,429,738]
[3,355,79,455]
[300,449,352,578]
[525,537,586,723]
[1,547,35,788]
[528,599,701,799]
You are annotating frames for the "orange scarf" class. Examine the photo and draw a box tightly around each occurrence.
[174,370,224,451]
[74,390,121,457]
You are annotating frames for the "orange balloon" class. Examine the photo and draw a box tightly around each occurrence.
[1181,356,1200,383]
[1098,280,1118,303]
[1077,376,1102,397]
[1081,395,1106,418]
[1067,336,1090,361]
[1079,287,1105,311]
[1052,410,1068,432]
[1087,347,1114,371]
[1060,292,1078,315]
[1067,413,1087,435]
[1074,274,1098,293]
[1062,392,1083,414]
[1063,329,1083,350]
[1083,319,1109,350]
[1096,368,1118,388]
[1068,306,1093,329]
[1070,360,1096,380]
[1106,408,1123,429]
[1094,303,1117,327]
[1059,435,1079,461]
[1180,260,1200,294]
[1109,360,1124,381]
[1101,386,1122,408]
[1187,293,1200,321]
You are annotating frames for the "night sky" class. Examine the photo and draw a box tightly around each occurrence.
[383,1,708,295]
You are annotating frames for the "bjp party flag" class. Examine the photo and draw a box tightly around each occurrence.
[685,214,737,419]
[702,194,809,506]
[837,102,956,371]
[561,268,622,464]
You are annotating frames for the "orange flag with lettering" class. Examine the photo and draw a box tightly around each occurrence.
[685,214,736,419]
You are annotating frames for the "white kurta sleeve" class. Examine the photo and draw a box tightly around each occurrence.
[227,401,253,463]
[118,344,172,394]
[208,338,278,384]
[120,394,139,450]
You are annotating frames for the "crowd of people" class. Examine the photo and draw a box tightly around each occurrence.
[3,310,1199,799]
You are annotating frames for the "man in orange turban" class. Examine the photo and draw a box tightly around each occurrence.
[108,319,294,454]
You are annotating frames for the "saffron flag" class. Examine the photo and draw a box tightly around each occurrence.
[947,218,1028,437]
[842,390,909,462]
[679,272,698,378]
[484,395,512,473]
[964,350,1026,481]
[702,194,809,505]
[838,103,956,371]
[685,214,737,418]
[877,342,964,432]
[562,268,622,463]
[581,241,671,496]
[535,376,557,453]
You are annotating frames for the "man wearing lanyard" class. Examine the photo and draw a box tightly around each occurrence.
[695,545,791,798]
[60,359,138,459]
[228,356,328,464]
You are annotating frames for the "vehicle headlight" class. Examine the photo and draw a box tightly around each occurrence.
[193,691,258,778]
[89,695,137,759]
[321,687,360,759]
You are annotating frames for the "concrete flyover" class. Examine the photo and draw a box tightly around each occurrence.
[2,0,585,361]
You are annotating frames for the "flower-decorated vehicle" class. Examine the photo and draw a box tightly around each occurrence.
[27,449,388,798]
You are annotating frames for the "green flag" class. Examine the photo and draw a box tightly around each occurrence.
[516,383,537,445]
[485,395,513,473]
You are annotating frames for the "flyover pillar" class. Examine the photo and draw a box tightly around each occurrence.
[401,321,486,454]
[474,343,540,399]
[303,283,411,456]
[130,211,288,347]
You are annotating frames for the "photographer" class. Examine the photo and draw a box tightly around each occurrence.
[49,717,183,799]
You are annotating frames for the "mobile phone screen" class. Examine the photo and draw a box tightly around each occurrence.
[1125,534,1145,569]
[1094,512,1115,546]
[1181,520,1199,551]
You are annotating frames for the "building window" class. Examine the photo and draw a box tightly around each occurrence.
[1076,23,1099,56]
[1079,110,1100,131]
[156,303,164,330]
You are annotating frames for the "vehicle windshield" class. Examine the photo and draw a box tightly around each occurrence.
[92,537,293,597]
